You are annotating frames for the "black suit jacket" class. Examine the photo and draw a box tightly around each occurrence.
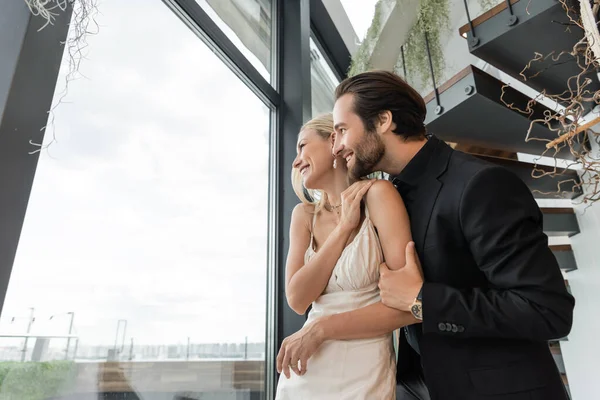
[394,137,575,400]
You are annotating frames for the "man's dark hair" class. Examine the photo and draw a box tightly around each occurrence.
[335,70,427,139]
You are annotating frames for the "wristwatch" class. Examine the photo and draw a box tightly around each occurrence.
[410,285,423,321]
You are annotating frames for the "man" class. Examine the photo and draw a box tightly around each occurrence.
[275,70,574,400]
[331,70,574,399]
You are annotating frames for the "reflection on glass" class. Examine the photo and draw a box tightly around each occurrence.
[0,0,269,398]
[198,0,273,82]
[310,37,340,117]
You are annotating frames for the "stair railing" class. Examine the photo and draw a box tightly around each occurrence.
[424,30,443,115]
[401,45,407,79]
[462,0,480,48]
[505,0,518,26]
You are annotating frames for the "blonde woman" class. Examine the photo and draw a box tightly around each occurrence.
[275,113,419,399]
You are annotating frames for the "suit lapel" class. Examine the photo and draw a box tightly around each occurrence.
[411,140,453,258]
[412,177,443,257]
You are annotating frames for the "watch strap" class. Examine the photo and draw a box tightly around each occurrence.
[416,284,423,302]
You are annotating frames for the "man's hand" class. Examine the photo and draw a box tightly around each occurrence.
[276,321,325,378]
[379,241,424,312]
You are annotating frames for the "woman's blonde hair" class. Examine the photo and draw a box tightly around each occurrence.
[292,113,334,213]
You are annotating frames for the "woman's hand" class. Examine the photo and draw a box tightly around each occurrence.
[276,321,325,378]
[339,180,374,232]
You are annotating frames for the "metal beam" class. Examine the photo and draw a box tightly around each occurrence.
[0,3,72,314]
[165,0,280,107]
[310,0,351,80]
[274,0,312,394]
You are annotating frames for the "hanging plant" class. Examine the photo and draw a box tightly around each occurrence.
[401,0,450,86]
[347,0,451,85]
[399,0,504,86]
[350,0,502,87]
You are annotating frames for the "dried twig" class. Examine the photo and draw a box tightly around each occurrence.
[500,0,600,205]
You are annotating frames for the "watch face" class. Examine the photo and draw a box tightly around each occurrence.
[411,303,423,320]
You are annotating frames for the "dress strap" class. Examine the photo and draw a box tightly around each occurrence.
[310,207,318,250]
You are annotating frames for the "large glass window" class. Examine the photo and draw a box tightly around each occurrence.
[0,1,270,399]
[310,37,340,117]
[198,0,273,82]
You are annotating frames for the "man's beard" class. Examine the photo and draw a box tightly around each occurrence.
[350,131,385,180]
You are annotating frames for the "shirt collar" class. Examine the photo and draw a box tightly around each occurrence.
[390,135,439,187]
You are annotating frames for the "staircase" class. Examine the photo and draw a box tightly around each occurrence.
[423,0,586,263]
[425,65,584,159]
[458,0,600,113]
[423,0,599,203]
[453,144,583,199]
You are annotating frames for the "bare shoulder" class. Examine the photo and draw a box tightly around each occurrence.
[365,179,403,207]
[291,203,314,229]
[367,179,397,195]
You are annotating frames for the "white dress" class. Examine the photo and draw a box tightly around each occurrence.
[275,209,396,400]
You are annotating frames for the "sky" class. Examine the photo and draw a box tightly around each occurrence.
[0,0,378,352]
[0,0,270,348]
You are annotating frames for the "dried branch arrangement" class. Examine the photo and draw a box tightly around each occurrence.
[499,0,600,205]
[23,0,100,152]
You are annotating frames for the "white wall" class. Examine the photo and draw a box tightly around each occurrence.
[561,196,600,400]
[554,134,600,400]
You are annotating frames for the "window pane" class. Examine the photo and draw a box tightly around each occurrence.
[310,37,340,117]
[0,1,269,399]
[198,0,273,83]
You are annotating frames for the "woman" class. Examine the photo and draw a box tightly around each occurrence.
[275,113,414,399]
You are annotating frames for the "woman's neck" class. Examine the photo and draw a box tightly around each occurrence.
[321,176,349,207]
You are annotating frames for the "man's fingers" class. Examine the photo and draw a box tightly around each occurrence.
[379,262,390,276]
[405,241,417,268]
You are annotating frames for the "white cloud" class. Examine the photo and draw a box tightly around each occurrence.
[1,0,269,347]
